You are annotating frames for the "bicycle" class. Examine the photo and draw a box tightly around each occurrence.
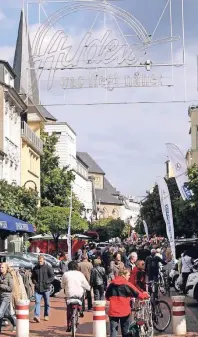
[67,298,83,337]
[159,269,170,297]
[148,281,171,332]
[130,298,153,337]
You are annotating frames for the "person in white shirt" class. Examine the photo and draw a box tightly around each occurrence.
[181,251,193,294]
[61,261,90,332]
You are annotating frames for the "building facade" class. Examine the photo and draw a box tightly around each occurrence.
[186,105,198,166]
[165,160,175,179]
[0,60,27,185]
[13,10,45,193]
[44,123,93,213]
[77,152,124,219]
[120,196,141,228]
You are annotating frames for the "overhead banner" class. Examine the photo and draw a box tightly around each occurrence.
[166,143,192,200]
[143,220,149,240]
[157,177,176,261]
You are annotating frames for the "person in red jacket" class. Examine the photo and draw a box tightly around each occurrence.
[106,268,149,337]
[129,260,146,292]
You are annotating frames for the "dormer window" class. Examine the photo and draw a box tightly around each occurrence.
[4,68,9,85]
[9,76,14,87]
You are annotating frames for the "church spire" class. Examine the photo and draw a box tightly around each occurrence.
[13,9,39,105]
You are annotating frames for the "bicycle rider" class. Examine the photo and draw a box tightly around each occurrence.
[145,249,167,297]
[61,261,90,332]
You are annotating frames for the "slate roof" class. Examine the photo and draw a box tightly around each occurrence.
[13,10,56,122]
[77,152,105,174]
[104,177,120,195]
[95,189,123,205]
[39,106,57,121]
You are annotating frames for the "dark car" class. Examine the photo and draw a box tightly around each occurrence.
[18,253,61,297]
[0,253,33,270]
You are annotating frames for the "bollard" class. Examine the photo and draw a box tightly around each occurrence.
[93,300,106,337]
[16,299,30,337]
[172,296,187,335]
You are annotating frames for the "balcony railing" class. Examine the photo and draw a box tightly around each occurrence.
[21,121,43,154]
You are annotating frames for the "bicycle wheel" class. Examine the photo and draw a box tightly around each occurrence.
[1,318,13,332]
[152,300,171,332]
[71,308,78,337]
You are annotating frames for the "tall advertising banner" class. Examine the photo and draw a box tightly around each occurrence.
[166,143,192,200]
[157,177,176,261]
[143,220,149,240]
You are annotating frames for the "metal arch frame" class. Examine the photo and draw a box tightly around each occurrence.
[25,0,190,105]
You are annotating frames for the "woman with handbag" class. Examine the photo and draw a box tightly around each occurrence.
[90,259,107,300]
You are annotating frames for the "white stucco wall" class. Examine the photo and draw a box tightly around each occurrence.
[44,123,77,170]
[120,199,141,228]
[3,98,21,185]
[73,172,92,210]
[44,123,93,211]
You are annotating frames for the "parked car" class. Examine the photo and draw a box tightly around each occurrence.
[16,253,61,297]
[16,253,53,268]
[0,253,33,270]
[23,253,61,296]
[31,253,60,268]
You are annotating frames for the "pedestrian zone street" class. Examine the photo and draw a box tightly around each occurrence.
[2,292,198,337]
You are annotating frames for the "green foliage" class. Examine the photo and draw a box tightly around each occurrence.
[139,166,198,238]
[90,217,126,241]
[41,131,75,207]
[0,180,38,223]
[36,206,88,238]
[38,131,86,239]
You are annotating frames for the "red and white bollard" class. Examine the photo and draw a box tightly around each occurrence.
[172,296,187,335]
[16,299,30,337]
[93,300,106,337]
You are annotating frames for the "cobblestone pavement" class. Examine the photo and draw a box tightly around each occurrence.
[0,291,198,337]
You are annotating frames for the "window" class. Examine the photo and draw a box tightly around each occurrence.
[9,76,14,87]
[0,158,3,180]
[29,151,38,175]
[4,68,9,85]
[53,132,61,136]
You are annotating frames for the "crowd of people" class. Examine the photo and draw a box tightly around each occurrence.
[0,235,194,337]
[60,239,171,336]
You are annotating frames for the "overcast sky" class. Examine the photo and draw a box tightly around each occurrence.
[1,0,198,197]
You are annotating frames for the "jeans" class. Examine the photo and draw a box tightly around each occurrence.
[93,285,105,301]
[35,291,50,318]
[182,272,190,294]
[0,299,16,331]
[82,290,92,310]
[148,274,158,298]
[109,315,130,337]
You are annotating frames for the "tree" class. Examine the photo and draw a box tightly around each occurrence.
[36,206,88,250]
[90,217,126,241]
[139,167,198,238]
[41,131,75,207]
[0,180,38,224]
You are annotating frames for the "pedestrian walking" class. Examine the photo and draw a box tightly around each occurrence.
[127,252,138,270]
[31,255,54,322]
[90,259,107,300]
[181,251,193,294]
[0,263,16,332]
[60,253,69,274]
[78,254,93,311]
[129,260,146,292]
[106,268,149,337]
[109,252,124,280]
